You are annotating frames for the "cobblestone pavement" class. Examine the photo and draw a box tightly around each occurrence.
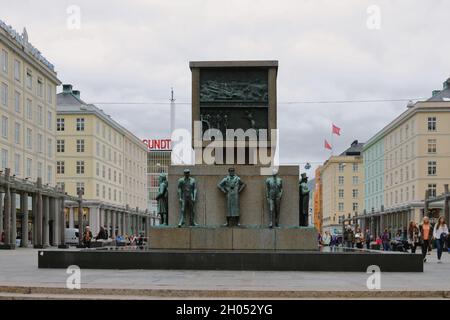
[0,248,449,295]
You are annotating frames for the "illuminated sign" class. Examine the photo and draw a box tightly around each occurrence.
[142,139,171,151]
[0,20,55,72]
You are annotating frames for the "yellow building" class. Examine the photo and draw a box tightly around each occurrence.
[0,23,60,184]
[56,85,148,236]
[362,79,450,234]
[320,141,365,234]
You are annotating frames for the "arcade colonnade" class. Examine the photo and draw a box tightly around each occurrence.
[0,168,154,249]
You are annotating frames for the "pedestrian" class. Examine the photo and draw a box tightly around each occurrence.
[343,226,355,248]
[381,228,390,251]
[407,221,420,254]
[330,234,337,251]
[322,231,331,251]
[83,226,93,248]
[364,228,372,250]
[355,227,363,249]
[95,226,106,241]
[419,216,433,262]
[433,216,449,263]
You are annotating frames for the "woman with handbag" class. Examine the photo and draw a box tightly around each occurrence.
[407,221,420,254]
[433,216,449,263]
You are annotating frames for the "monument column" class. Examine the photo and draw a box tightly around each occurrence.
[20,192,29,247]
[10,191,17,246]
[43,196,50,247]
[77,190,83,247]
[99,207,103,229]
[3,169,11,247]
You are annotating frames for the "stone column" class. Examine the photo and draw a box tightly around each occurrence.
[69,207,74,228]
[111,210,116,239]
[117,212,122,236]
[58,194,67,248]
[50,197,57,246]
[10,191,16,246]
[0,193,3,239]
[3,169,11,247]
[77,199,83,247]
[34,178,43,248]
[43,196,50,247]
[99,207,103,229]
[105,209,110,238]
[20,192,28,247]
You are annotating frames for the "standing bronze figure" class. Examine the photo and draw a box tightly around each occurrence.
[177,169,198,227]
[156,173,169,225]
[218,168,246,227]
[299,173,310,226]
[265,170,283,228]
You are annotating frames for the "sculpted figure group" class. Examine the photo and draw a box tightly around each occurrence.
[156,168,310,228]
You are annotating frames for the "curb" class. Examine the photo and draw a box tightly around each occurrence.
[0,286,449,299]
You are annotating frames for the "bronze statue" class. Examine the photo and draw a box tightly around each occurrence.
[218,168,246,227]
[177,169,198,227]
[265,170,283,228]
[299,173,310,226]
[156,173,168,225]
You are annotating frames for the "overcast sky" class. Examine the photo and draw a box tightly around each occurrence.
[3,0,450,176]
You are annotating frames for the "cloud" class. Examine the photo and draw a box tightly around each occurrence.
[3,0,450,177]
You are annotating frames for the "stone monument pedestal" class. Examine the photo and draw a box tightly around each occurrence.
[149,226,317,250]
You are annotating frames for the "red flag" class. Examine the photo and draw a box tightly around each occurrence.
[332,124,341,136]
[324,139,332,150]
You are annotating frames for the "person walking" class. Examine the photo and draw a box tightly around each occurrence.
[381,228,390,251]
[343,226,355,248]
[322,231,331,251]
[419,216,433,262]
[364,228,372,250]
[407,221,420,254]
[355,227,363,249]
[433,216,449,263]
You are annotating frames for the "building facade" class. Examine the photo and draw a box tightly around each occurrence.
[320,141,364,234]
[0,21,63,248]
[361,78,450,235]
[363,135,384,214]
[56,85,149,236]
[0,23,60,185]
[143,138,171,220]
[313,166,323,233]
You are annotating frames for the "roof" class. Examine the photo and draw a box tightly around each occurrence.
[427,78,450,101]
[189,60,278,69]
[340,141,365,156]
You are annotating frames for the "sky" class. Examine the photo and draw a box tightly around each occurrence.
[2,0,450,177]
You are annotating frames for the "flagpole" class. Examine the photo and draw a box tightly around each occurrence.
[331,122,334,157]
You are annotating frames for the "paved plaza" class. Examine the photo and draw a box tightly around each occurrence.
[0,248,449,299]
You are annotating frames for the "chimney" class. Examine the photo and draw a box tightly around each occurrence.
[62,84,73,94]
[72,90,80,99]
[432,90,441,97]
[443,78,450,90]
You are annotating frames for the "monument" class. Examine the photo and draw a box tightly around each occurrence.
[149,61,318,251]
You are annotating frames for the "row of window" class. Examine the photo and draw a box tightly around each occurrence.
[338,176,359,185]
[1,49,54,103]
[1,86,53,129]
[0,149,52,182]
[338,189,359,199]
[338,163,359,172]
[1,117,53,156]
[387,119,415,151]
[338,202,359,212]
[56,118,84,131]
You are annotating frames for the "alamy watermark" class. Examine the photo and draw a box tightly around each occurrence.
[366,265,381,290]
[66,5,81,30]
[66,265,81,289]
[171,121,280,175]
